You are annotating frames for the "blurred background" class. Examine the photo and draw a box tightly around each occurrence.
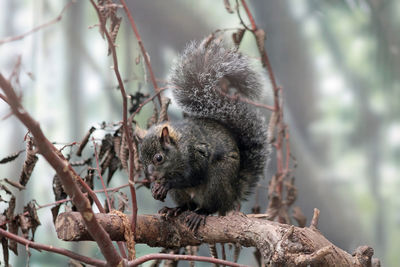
[0,0,399,266]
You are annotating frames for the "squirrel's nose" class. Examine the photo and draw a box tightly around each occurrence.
[147,164,155,174]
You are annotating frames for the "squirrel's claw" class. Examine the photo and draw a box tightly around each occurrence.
[151,182,169,201]
[185,212,206,232]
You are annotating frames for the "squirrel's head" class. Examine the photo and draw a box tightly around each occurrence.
[137,124,183,183]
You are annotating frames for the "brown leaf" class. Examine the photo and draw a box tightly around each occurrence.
[120,133,129,172]
[3,178,25,191]
[5,196,17,255]
[24,201,41,239]
[52,174,67,202]
[232,28,246,47]
[76,126,96,157]
[99,134,113,161]
[19,136,38,187]
[107,156,120,185]
[18,214,30,239]
[51,205,61,224]
[0,150,24,164]
[0,184,12,195]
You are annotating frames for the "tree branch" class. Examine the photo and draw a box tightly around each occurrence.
[0,74,122,266]
[56,211,379,266]
[0,1,75,45]
[0,228,106,267]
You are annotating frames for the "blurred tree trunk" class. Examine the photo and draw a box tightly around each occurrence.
[65,0,84,139]
[251,0,362,252]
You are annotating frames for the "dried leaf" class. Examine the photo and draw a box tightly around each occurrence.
[1,235,9,267]
[76,126,96,157]
[0,150,24,164]
[52,174,67,202]
[113,132,122,159]
[83,169,95,207]
[5,196,15,220]
[51,205,61,224]
[120,133,129,172]
[0,184,12,195]
[19,136,38,187]
[232,28,246,47]
[84,169,94,191]
[3,178,25,191]
[254,28,266,54]
[129,92,148,114]
[5,196,17,255]
[100,150,113,175]
[99,134,113,161]
[24,201,41,239]
[110,17,122,45]
[107,156,120,185]
[18,214,30,239]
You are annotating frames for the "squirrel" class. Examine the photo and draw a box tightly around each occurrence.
[137,39,268,231]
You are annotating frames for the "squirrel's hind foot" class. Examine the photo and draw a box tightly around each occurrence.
[184,212,207,232]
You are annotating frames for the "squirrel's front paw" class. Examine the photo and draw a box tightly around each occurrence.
[151,182,169,201]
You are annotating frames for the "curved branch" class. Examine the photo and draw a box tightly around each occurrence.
[0,228,106,267]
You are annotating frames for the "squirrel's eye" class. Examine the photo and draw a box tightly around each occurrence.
[153,153,164,164]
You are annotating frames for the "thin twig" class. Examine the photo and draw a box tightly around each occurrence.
[128,87,168,122]
[0,183,137,228]
[239,0,257,30]
[0,0,75,45]
[93,138,112,211]
[0,228,106,266]
[89,0,138,256]
[127,253,249,267]
[119,0,162,106]
[0,74,122,265]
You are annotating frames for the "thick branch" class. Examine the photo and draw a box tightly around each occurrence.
[56,212,378,266]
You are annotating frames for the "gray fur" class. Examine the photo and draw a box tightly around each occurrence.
[170,40,268,200]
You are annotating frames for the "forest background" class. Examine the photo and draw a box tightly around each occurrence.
[0,0,399,266]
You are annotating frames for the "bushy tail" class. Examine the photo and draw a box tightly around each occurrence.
[169,40,268,199]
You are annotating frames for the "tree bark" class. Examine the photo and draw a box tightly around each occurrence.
[56,211,380,266]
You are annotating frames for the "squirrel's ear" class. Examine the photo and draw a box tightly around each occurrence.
[134,125,147,143]
[160,126,171,145]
